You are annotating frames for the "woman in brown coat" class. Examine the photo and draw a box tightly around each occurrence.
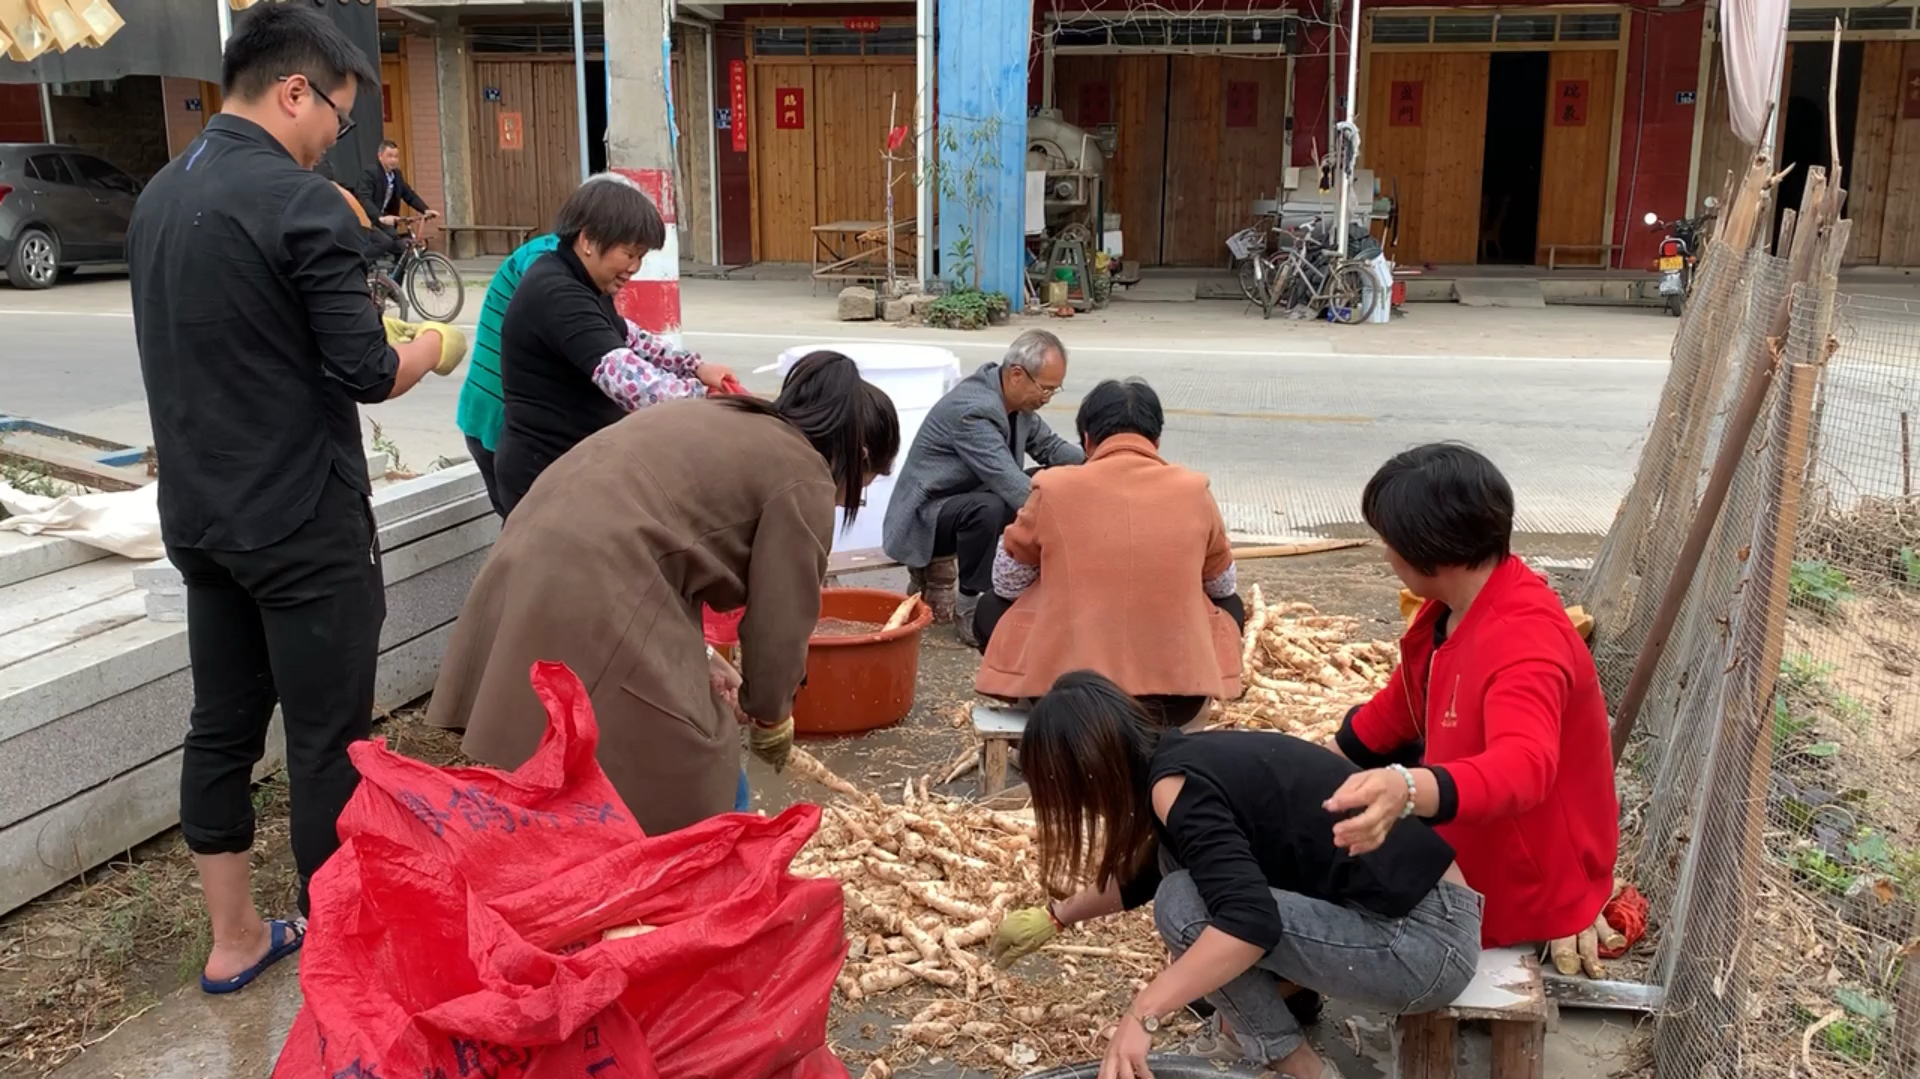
[427,352,900,834]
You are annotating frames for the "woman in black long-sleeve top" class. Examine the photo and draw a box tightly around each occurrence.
[990,671,1483,1079]
[492,175,733,514]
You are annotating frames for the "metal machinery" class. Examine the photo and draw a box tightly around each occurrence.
[1026,110,1107,311]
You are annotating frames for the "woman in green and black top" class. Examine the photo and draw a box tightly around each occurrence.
[455,229,557,516]
[991,671,1482,1079]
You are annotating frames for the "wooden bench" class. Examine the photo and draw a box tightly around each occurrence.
[1543,243,1618,271]
[1396,947,1551,1079]
[824,547,903,586]
[443,224,535,260]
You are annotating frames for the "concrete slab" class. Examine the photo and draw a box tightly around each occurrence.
[0,620,456,913]
[3,550,481,830]
[0,591,146,670]
[46,955,304,1079]
[1453,278,1548,308]
[0,532,106,589]
[0,617,188,744]
[0,557,139,637]
[1114,278,1200,303]
[0,712,285,915]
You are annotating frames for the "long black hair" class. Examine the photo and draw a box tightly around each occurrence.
[1024,670,1164,896]
[721,351,899,523]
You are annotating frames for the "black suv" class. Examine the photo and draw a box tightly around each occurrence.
[0,143,142,289]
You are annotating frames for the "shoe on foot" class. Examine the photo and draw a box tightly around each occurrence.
[954,590,981,648]
[200,917,306,995]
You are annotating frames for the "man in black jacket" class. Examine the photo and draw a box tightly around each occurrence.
[129,5,466,995]
[355,139,437,267]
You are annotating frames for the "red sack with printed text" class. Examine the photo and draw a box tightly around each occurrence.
[272,661,848,1079]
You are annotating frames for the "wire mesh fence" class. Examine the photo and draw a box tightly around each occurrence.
[1589,166,1919,1078]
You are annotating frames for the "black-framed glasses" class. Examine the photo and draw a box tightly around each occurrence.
[279,75,356,140]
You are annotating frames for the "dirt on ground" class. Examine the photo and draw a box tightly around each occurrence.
[0,540,1607,1078]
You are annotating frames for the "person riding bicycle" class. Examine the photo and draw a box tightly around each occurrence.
[355,140,438,272]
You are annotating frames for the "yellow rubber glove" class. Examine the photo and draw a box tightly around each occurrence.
[382,316,420,345]
[748,717,794,772]
[417,321,469,376]
[988,907,1059,968]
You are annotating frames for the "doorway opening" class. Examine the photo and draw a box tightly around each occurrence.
[1775,41,1862,241]
[587,59,609,175]
[1477,51,1549,264]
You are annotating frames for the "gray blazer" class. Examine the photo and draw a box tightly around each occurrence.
[882,361,1085,567]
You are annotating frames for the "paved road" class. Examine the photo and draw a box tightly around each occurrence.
[0,277,1673,536]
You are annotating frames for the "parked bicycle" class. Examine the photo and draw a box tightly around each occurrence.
[1234,219,1376,324]
[1227,213,1284,306]
[376,217,465,323]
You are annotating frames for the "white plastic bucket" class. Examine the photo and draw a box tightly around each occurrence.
[772,343,964,552]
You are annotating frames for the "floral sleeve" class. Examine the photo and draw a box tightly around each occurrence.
[623,318,704,378]
[591,345,706,412]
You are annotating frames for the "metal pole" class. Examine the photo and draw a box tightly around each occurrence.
[1336,0,1360,257]
[38,84,54,143]
[573,0,590,181]
[915,0,932,286]
[216,0,232,47]
[704,26,720,265]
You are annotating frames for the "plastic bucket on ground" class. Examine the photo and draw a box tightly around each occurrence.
[790,587,934,735]
[772,343,964,553]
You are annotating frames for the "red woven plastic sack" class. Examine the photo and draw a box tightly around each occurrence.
[273,661,849,1079]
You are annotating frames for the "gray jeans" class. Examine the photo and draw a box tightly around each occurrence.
[1153,870,1482,1064]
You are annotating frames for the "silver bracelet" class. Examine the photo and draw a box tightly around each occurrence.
[1387,764,1418,820]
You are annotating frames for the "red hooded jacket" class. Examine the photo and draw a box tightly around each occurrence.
[1338,556,1618,947]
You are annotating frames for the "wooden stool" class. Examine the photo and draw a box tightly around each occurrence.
[1395,948,1550,1079]
[969,702,1029,795]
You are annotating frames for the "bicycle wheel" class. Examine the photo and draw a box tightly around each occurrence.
[370,272,409,321]
[1327,263,1375,326]
[1236,256,1265,305]
[405,251,466,323]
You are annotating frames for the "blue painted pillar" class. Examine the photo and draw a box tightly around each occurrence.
[936,0,1030,311]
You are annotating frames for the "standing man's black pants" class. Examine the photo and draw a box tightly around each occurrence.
[932,490,1017,596]
[170,475,385,916]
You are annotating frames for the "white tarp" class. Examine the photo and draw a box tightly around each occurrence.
[0,482,163,559]
[1720,0,1790,147]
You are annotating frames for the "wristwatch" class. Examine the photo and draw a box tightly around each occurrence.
[1127,1010,1161,1036]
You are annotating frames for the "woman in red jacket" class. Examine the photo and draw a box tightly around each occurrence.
[1324,443,1619,957]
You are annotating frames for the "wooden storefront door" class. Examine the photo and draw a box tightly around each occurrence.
[1534,50,1618,265]
[1161,56,1291,266]
[752,63,818,262]
[380,53,414,176]
[469,58,582,253]
[1853,40,1920,267]
[1054,54,1168,266]
[752,60,915,264]
[1363,51,1490,265]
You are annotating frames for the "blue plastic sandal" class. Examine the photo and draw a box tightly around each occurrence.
[200,918,306,995]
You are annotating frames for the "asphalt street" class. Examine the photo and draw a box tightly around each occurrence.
[0,275,1673,537]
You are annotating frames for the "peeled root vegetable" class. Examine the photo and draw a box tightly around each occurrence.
[883,594,924,631]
